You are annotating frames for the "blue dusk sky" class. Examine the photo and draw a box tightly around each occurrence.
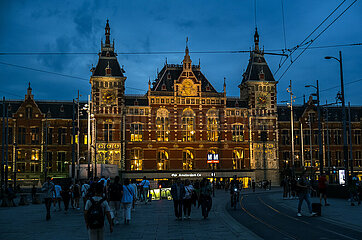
[0,0,361,105]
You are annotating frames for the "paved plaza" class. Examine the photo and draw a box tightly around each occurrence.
[1,188,362,240]
[0,190,260,240]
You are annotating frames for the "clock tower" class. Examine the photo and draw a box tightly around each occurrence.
[238,28,279,183]
[90,20,127,169]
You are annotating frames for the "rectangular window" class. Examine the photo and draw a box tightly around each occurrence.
[103,124,114,142]
[18,127,26,145]
[17,162,26,172]
[281,130,289,145]
[58,128,67,145]
[57,152,66,172]
[354,130,361,145]
[130,149,143,171]
[232,125,244,142]
[30,127,40,144]
[8,127,13,144]
[130,123,143,142]
[294,130,300,145]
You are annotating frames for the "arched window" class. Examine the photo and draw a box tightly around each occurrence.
[156,108,169,142]
[207,109,219,141]
[130,148,143,171]
[157,149,169,170]
[183,149,194,170]
[233,149,244,169]
[182,108,195,142]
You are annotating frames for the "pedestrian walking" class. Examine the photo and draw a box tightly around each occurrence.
[71,180,81,210]
[140,176,150,204]
[121,178,136,224]
[108,176,122,224]
[171,178,185,220]
[31,185,37,202]
[81,181,90,210]
[183,179,194,219]
[61,184,71,214]
[53,183,62,211]
[199,178,212,219]
[349,176,360,206]
[84,183,113,240]
[41,177,55,220]
[130,179,138,211]
[296,171,317,217]
[251,179,256,192]
[318,174,330,206]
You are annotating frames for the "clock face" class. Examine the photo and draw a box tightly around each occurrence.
[180,79,196,96]
[102,90,116,105]
[257,94,268,107]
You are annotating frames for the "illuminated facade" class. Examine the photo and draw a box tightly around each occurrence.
[3,21,361,185]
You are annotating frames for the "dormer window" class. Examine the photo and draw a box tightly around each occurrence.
[106,68,111,75]
[206,85,210,91]
[134,100,139,106]
[26,107,32,119]
[259,70,265,80]
[167,73,171,79]
[60,105,64,113]
[106,51,110,57]
[162,83,167,91]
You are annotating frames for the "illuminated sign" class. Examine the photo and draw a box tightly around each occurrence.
[207,153,219,163]
[339,169,346,185]
[171,173,202,178]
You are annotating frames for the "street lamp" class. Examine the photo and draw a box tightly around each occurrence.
[305,80,323,175]
[325,51,349,184]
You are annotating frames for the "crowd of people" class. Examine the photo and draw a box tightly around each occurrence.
[170,178,213,220]
[281,171,362,217]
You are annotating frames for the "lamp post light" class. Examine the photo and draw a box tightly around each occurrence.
[325,51,348,184]
[305,80,323,175]
[82,95,92,179]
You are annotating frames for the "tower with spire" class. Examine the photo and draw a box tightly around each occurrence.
[90,20,127,170]
[238,28,279,183]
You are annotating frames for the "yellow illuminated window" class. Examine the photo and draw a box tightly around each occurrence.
[130,148,143,171]
[183,149,194,170]
[31,149,40,161]
[182,109,195,142]
[207,109,219,141]
[232,124,244,142]
[233,149,244,169]
[157,149,169,170]
[84,135,88,144]
[156,108,169,142]
[130,124,143,142]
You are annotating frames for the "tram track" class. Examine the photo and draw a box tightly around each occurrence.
[239,195,299,240]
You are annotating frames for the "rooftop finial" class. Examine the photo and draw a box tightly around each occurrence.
[254,27,259,51]
[183,37,192,70]
[105,19,110,46]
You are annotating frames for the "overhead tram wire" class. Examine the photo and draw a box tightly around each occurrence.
[0,43,360,56]
[274,0,348,76]
[0,61,145,92]
[281,0,287,51]
[276,0,358,81]
[278,77,362,103]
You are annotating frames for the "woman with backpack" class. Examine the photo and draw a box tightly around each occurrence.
[183,179,194,219]
[121,178,136,224]
[84,183,113,240]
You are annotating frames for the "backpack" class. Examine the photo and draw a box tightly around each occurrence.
[87,198,105,229]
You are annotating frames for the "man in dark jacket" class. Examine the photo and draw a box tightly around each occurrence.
[171,178,185,220]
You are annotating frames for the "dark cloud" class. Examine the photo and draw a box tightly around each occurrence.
[37,35,72,72]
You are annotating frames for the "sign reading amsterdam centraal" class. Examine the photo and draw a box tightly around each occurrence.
[171,173,202,178]
[207,153,219,163]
